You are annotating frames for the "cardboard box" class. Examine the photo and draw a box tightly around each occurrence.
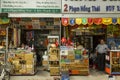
[49,61,59,67]
[50,67,59,75]
[74,60,80,63]
[26,61,33,65]
[50,48,60,55]
[49,55,59,61]
[42,60,48,66]
[67,54,75,60]
[26,64,33,69]
[24,54,33,60]
[14,64,22,70]
[15,53,25,59]
[12,59,20,65]
[19,69,27,74]
[26,68,34,74]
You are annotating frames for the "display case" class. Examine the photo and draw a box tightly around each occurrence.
[105,50,120,75]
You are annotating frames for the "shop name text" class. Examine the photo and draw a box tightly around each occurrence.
[64,4,120,12]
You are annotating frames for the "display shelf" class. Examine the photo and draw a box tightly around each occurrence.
[60,46,89,76]
[105,50,120,75]
[47,35,60,76]
[49,67,60,76]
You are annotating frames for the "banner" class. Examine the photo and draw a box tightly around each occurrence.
[62,0,120,13]
[1,0,61,13]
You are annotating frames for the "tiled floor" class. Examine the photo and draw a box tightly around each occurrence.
[10,69,120,80]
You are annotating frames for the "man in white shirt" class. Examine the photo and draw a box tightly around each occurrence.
[96,39,109,71]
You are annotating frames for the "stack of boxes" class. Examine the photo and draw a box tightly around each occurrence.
[8,51,36,75]
[49,48,60,76]
[60,46,89,76]
[24,54,34,74]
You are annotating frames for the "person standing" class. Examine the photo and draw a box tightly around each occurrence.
[95,39,109,71]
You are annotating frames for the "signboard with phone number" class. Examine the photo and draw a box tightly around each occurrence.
[62,0,120,13]
[1,0,61,13]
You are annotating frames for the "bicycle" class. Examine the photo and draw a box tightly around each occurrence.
[0,61,11,80]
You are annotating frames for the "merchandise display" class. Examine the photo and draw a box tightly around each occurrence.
[105,50,120,75]
[0,47,5,64]
[49,48,60,76]
[8,49,36,75]
[19,18,61,66]
[47,36,60,75]
[0,29,6,47]
[0,29,6,65]
[60,46,89,75]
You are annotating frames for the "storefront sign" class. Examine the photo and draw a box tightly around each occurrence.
[62,0,120,13]
[1,0,61,13]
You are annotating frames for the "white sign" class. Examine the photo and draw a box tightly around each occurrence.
[1,0,61,13]
[62,0,120,13]
[108,75,115,80]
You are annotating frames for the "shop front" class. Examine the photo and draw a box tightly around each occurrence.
[0,0,62,76]
[0,0,120,79]
[60,0,120,76]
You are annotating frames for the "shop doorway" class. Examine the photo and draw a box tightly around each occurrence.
[18,18,61,67]
[21,29,48,66]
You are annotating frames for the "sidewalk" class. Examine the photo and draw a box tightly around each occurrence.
[10,69,120,80]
